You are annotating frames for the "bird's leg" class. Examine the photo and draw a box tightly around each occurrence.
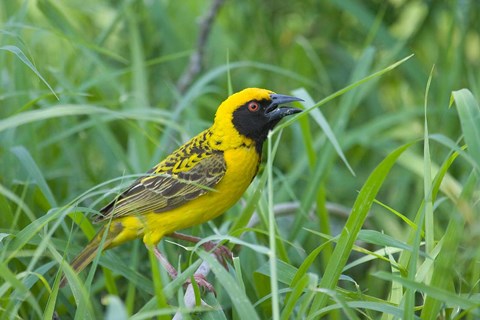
[150,245,215,293]
[152,246,178,278]
[167,232,233,269]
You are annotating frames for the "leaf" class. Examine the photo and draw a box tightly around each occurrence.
[292,88,355,176]
[307,141,414,315]
[11,146,57,207]
[374,271,479,310]
[451,89,480,172]
[0,45,58,99]
[358,230,413,252]
[275,54,415,131]
[198,251,260,320]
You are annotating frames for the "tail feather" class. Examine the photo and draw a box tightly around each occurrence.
[60,227,113,287]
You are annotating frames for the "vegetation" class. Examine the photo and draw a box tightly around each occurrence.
[1,0,479,318]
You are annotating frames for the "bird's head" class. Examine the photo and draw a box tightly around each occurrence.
[212,88,302,150]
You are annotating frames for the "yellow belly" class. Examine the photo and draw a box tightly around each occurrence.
[110,146,260,246]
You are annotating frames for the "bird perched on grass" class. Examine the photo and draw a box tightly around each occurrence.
[61,88,302,289]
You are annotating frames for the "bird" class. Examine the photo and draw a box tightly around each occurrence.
[60,88,302,289]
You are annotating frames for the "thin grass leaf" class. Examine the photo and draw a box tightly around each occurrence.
[0,263,37,312]
[11,146,57,207]
[373,199,420,234]
[451,89,480,172]
[132,260,203,316]
[423,65,435,256]
[190,234,269,256]
[292,88,355,176]
[49,249,95,319]
[374,271,479,311]
[304,228,405,272]
[296,273,319,320]
[321,301,420,319]
[233,257,246,293]
[255,259,299,286]
[284,54,414,242]
[403,198,424,318]
[266,131,280,319]
[344,246,404,273]
[0,106,176,133]
[44,264,60,320]
[228,169,268,237]
[127,8,150,171]
[285,237,335,307]
[415,237,443,284]
[0,182,36,222]
[308,142,414,315]
[421,215,463,318]
[357,230,413,252]
[429,134,477,172]
[397,150,462,201]
[6,207,67,263]
[125,242,141,314]
[0,45,58,99]
[307,288,359,320]
[343,109,423,148]
[0,105,105,133]
[147,249,170,320]
[198,251,260,320]
[281,273,313,320]
[274,54,414,132]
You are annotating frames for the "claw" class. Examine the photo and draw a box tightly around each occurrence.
[201,242,233,269]
[187,274,216,295]
[168,232,234,270]
[151,245,217,294]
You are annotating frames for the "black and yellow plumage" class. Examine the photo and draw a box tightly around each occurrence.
[62,88,301,286]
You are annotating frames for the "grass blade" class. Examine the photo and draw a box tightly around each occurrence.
[198,251,260,320]
[11,146,57,207]
[374,271,479,311]
[0,45,58,99]
[308,142,414,315]
[451,89,480,172]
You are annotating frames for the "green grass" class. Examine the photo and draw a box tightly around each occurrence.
[1,0,480,318]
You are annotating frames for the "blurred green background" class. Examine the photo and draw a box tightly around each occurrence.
[1,0,479,318]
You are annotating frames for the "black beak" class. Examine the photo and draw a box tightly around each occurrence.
[266,93,303,121]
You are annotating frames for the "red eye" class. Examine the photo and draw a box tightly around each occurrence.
[248,101,260,112]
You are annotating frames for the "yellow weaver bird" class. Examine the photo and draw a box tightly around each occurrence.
[61,88,301,288]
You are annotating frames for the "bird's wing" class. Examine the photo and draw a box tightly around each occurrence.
[94,150,226,222]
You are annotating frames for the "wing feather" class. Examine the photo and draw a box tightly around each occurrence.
[95,149,226,222]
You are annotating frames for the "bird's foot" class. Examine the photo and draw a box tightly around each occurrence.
[168,232,233,269]
[151,245,216,294]
[201,241,233,269]
[187,274,216,294]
